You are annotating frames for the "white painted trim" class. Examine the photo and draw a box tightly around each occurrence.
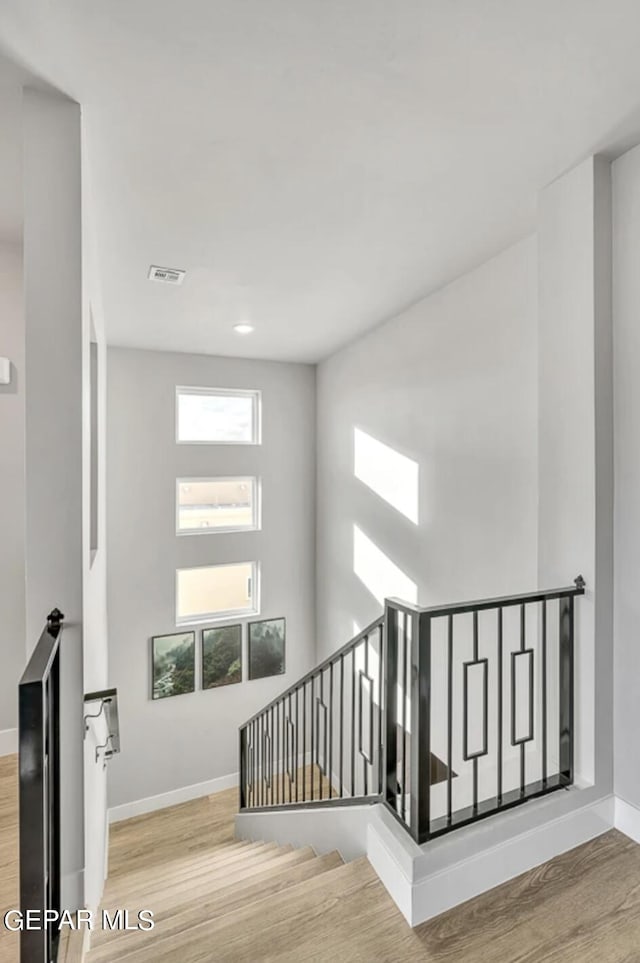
[0,728,17,756]
[108,771,239,823]
[408,794,614,925]
[615,795,640,844]
[61,869,85,914]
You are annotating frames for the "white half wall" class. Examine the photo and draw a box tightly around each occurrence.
[236,788,616,927]
[316,235,539,656]
[107,347,316,810]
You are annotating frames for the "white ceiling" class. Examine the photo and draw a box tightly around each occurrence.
[2,1,640,362]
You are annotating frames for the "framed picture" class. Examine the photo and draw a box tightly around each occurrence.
[248,617,286,681]
[202,624,242,689]
[151,631,195,700]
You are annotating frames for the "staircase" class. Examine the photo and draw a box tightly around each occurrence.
[87,787,400,963]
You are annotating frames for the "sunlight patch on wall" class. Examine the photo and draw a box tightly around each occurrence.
[354,428,419,524]
[353,524,418,607]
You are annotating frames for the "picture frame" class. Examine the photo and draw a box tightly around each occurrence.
[248,617,286,681]
[151,631,196,700]
[202,624,243,689]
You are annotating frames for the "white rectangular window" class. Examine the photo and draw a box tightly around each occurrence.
[176,561,259,623]
[177,477,260,534]
[176,387,261,444]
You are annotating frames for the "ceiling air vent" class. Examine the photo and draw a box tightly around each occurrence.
[148,265,185,285]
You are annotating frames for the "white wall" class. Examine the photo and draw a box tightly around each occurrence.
[612,143,640,810]
[316,236,539,655]
[0,241,25,745]
[23,88,85,908]
[107,347,316,810]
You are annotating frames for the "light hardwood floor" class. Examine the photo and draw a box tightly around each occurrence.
[93,782,640,963]
[0,754,18,963]
[4,755,640,961]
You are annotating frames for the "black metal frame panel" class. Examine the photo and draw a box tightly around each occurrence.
[19,609,63,963]
[238,577,585,852]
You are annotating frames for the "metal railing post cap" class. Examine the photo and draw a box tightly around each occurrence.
[47,608,64,626]
[574,575,586,590]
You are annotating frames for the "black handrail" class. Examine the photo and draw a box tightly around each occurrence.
[239,577,585,848]
[241,614,384,730]
[19,608,63,963]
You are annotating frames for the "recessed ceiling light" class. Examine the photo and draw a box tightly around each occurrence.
[233,323,254,335]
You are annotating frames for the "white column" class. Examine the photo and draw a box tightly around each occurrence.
[23,87,85,910]
[537,155,613,791]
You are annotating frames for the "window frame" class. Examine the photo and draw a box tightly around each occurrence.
[175,560,261,626]
[175,385,262,446]
[176,476,262,536]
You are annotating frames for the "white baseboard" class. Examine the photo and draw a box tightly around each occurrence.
[0,728,17,756]
[108,771,239,823]
[615,795,640,843]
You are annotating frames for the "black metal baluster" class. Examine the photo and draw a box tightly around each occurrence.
[363,634,369,797]
[385,605,399,812]
[411,611,432,843]
[472,611,479,815]
[259,714,263,807]
[310,674,315,801]
[302,681,307,802]
[318,672,324,799]
[378,624,384,795]
[351,649,356,797]
[447,614,453,825]
[329,662,334,800]
[497,607,503,806]
[542,599,547,787]
[519,603,526,796]
[239,727,246,809]
[295,687,300,803]
[339,655,344,798]
[280,697,284,803]
[558,595,574,786]
[401,611,408,822]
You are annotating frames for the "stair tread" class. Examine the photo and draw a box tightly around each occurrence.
[93,846,316,947]
[103,840,279,898]
[103,843,293,906]
[89,850,344,961]
[90,858,374,963]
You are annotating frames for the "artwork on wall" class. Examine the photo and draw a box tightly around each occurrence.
[248,617,286,681]
[202,624,242,689]
[151,631,195,700]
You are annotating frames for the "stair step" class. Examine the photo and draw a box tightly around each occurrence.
[103,843,291,907]
[89,850,343,961]
[103,840,273,899]
[92,847,317,953]
[95,859,374,963]
[106,845,320,920]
